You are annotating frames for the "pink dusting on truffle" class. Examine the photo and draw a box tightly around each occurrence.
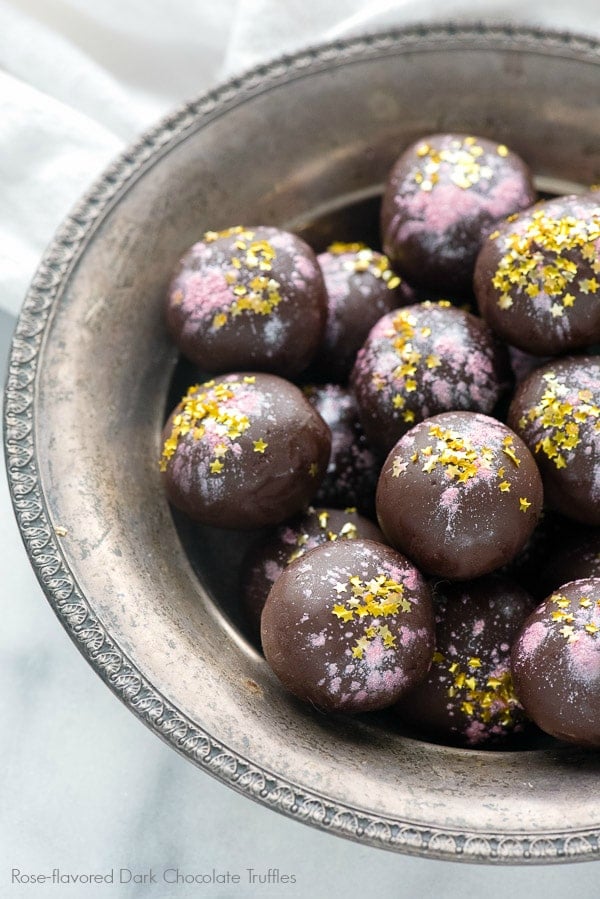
[403,183,482,233]
[295,253,317,281]
[308,630,326,648]
[398,626,415,647]
[280,527,297,546]
[485,172,534,219]
[382,562,414,587]
[365,666,406,694]
[329,677,341,694]
[400,565,420,591]
[434,334,468,366]
[440,486,460,512]
[364,638,386,666]
[464,719,489,745]
[472,619,485,637]
[181,270,233,317]
[465,349,493,380]
[431,378,453,407]
[568,636,600,681]
[264,560,282,582]
[518,620,548,657]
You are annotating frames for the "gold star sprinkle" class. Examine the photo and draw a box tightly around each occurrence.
[252,438,268,453]
[519,497,531,512]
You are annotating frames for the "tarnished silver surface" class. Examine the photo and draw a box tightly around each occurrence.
[5,24,600,863]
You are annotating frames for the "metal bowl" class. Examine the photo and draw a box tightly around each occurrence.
[6,23,600,864]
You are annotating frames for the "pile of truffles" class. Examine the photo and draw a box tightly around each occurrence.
[160,133,600,749]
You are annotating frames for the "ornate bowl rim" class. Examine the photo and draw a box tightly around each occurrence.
[5,22,600,864]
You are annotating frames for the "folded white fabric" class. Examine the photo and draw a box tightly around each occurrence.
[2,0,599,316]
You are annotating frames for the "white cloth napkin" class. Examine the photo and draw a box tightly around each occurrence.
[2,0,599,316]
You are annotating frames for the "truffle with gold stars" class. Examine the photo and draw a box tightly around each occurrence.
[351,302,510,456]
[474,194,600,355]
[241,506,384,645]
[261,538,434,713]
[309,242,414,383]
[381,134,535,294]
[376,411,543,580]
[394,574,535,747]
[160,372,331,529]
[508,356,600,525]
[303,383,380,517]
[165,225,327,376]
[511,577,600,747]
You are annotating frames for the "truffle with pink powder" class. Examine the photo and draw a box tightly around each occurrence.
[241,506,384,644]
[260,538,434,712]
[394,575,535,747]
[160,372,331,529]
[511,577,600,747]
[376,411,543,580]
[310,242,414,383]
[351,301,510,456]
[165,225,327,376]
[381,133,535,294]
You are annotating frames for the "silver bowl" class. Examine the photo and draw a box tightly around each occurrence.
[6,23,600,864]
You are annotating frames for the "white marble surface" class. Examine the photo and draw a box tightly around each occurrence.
[3,2,600,897]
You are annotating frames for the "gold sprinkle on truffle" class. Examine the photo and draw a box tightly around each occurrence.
[331,573,410,659]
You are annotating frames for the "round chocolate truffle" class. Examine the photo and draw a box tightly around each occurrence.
[160,373,331,529]
[351,302,510,456]
[475,195,600,355]
[165,226,327,376]
[303,384,380,516]
[311,242,413,382]
[394,575,535,747]
[508,356,600,525]
[376,411,544,580]
[381,134,536,294]
[511,577,600,747]
[261,539,434,713]
[241,506,384,643]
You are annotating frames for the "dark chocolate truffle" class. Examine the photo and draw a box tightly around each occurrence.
[376,411,544,580]
[381,134,535,294]
[160,373,331,529]
[351,302,510,456]
[511,578,600,747]
[242,506,384,643]
[508,356,600,525]
[312,242,413,382]
[261,538,434,713]
[394,575,534,746]
[475,195,600,355]
[165,226,327,376]
[303,384,379,516]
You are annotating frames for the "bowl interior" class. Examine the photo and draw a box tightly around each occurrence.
[14,26,600,861]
